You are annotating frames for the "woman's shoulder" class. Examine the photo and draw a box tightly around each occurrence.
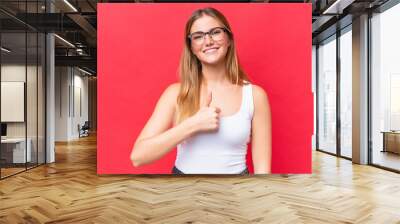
[165,82,181,93]
[243,81,266,95]
[161,83,180,105]
[250,83,269,105]
[241,81,267,96]
[250,83,266,94]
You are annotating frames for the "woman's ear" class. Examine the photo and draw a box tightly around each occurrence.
[226,38,232,48]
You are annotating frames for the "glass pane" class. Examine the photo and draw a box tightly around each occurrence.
[26,0,39,170]
[1,30,27,177]
[27,31,38,169]
[371,3,400,171]
[38,32,45,165]
[0,1,46,179]
[318,36,337,154]
[340,29,352,158]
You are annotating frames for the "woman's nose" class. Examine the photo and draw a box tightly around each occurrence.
[204,34,214,46]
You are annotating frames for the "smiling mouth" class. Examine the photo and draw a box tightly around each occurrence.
[203,47,219,53]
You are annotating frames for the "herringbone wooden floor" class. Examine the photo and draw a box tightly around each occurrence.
[1,134,400,224]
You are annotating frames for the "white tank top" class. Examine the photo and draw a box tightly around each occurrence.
[175,82,254,174]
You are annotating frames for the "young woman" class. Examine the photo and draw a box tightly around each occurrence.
[130,7,271,174]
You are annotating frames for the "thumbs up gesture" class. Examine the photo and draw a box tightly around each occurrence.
[187,91,221,133]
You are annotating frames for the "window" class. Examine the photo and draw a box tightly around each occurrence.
[371,2,400,171]
[317,35,337,154]
[339,27,352,158]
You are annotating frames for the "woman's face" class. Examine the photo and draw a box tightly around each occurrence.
[189,15,231,66]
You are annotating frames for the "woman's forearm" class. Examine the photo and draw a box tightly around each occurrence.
[254,162,271,174]
[130,119,196,167]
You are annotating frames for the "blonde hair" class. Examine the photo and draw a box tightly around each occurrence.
[176,7,250,124]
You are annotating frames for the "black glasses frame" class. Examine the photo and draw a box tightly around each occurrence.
[187,27,231,41]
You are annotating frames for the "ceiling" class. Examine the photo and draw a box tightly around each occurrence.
[0,0,393,75]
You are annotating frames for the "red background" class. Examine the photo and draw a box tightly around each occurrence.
[98,3,313,174]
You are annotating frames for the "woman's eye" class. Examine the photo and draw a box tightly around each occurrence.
[212,29,222,35]
[193,35,203,40]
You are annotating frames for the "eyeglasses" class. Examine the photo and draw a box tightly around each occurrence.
[188,27,230,45]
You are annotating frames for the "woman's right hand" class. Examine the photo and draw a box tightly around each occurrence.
[186,92,221,133]
[130,85,220,167]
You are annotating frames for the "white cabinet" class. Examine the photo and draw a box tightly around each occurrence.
[1,138,32,163]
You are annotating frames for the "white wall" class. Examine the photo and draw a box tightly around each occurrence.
[55,66,69,141]
[55,67,89,141]
[312,45,316,151]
